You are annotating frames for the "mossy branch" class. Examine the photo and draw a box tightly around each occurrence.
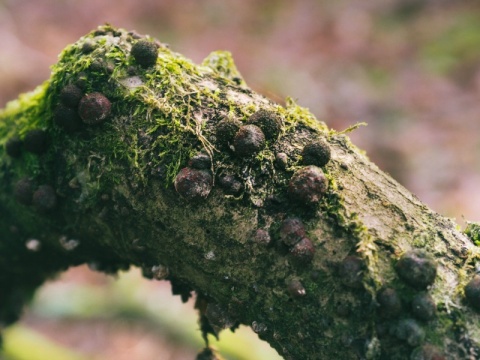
[1,25,479,359]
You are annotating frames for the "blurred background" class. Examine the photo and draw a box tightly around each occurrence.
[1,0,480,359]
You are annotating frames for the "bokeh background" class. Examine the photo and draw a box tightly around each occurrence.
[1,0,480,359]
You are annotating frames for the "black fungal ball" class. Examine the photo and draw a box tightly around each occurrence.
[247,109,283,140]
[252,229,271,245]
[14,178,34,205]
[377,287,402,318]
[410,344,446,360]
[339,256,364,289]
[196,347,222,360]
[53,104,83,132]
[288,165,328,205]
[5,136,22,158]
[279,217,306,246]
[464,275,480,311]
[233,124,266,157]
[290,237,315,262]
[23,129,48,154]
[391,318,425,347]
[302,138,331,167]
[395,250,437,290]
[81,40,95,54]
[174,167,213,201]
[188,153,211,170]
[411,292,436,321]
[131,40,159,68]
[287,279,306,298]
[75,72,89,91]
[218,174,243,196]
[78,92,111,125]
[216,117,241,147]
[32,185,57,212]
[274,152,288,170]
[59,84,83,108]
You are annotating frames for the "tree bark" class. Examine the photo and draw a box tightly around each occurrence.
[1,25,479,360]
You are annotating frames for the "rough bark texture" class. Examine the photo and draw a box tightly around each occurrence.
[1,25,480,360]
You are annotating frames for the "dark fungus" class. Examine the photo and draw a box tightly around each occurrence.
[288,165,328,205]
[59,84,83,108]
[5,136,22,158]
[290,237,315,262]
[252,229,271,245]
[274,152,288,170]
[395,250,437,290]
[377,287,402,318]
[188,153,211,170]
[131,40,159,68]
[218,174,243,196]
[339,256,364,289]
[54,104,83,132]
[174,167,213,201]
[391,318,425,347]
[411,292,436,321]
[196,347,221,360]
[279,217,306,246]
[410,344,446,360]
[24,129,49,154]
[302,138,331,167]
[32,185,57,212]
[216,117,240,147]
[78,92,111,125]
[464,275,480,311]
[247,109,283,140]
[14,178,34,205]
[205,303,235,331]
[287,279,306,298]
[233,124,266,157]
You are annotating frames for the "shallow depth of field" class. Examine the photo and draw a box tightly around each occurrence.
[1,1,480,359]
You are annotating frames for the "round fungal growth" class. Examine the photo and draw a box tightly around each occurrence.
[23,129,48,154]
[188,153,211,170]
[252,229,271,245]
[288,165,328,205]
[81,40,95,54]
[464,275,480,311]
[174,167,213,201]
[78,92,111,125]
[274,152,288,170]
[32,185,57,212]
[279,217,306,246]
[290,237,315,262]
[410,344,445,360]
[395,250,437,290]
[218,174,243,196]
[302,138,331,167]
[411,293,436,321]
[377,288,402,318]
[196,347,222,360]
[53,104,83,132]
[59,84,83,108]
[216,117,241,147]
[392,318,425,347]
[5,136,22,158]
[233,124,266,157]
[247,109,283,140]
[287,279,306,298]
[131,40,159,68]
[14,178,34,205]
[339,256,364,289]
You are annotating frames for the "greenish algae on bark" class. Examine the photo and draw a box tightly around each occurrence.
[1,25,480,359]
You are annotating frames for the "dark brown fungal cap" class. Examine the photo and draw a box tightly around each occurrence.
[131,40,159,68]
[279,217,306,246]
[14,178,34,205]
[32,185,57,212]
[53,104,83,132]
[465,275,480,311]
[302,138,331,167]
[410,344,446,360]
[391,318,425,347]
[23,129,49,154]
[395,250,437,290]
[274,152,288,170]
[411,293,436,321]
[288,165,328,205]
[253,229,271,245]
[287,279,306,298]
[174,167,213,201]
[215,117,241,147]
[233,124,266,157]
[247,109,283,140]
[290,237,315,262]
[78,92,111,125]
[5,136,22,158]
[218,174,243,196]
[339,256,364,289]
[59,84,83,108]
[188,153,211,170]
[377,287,402,318]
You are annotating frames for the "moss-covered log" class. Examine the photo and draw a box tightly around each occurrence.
[1,25,480,359]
